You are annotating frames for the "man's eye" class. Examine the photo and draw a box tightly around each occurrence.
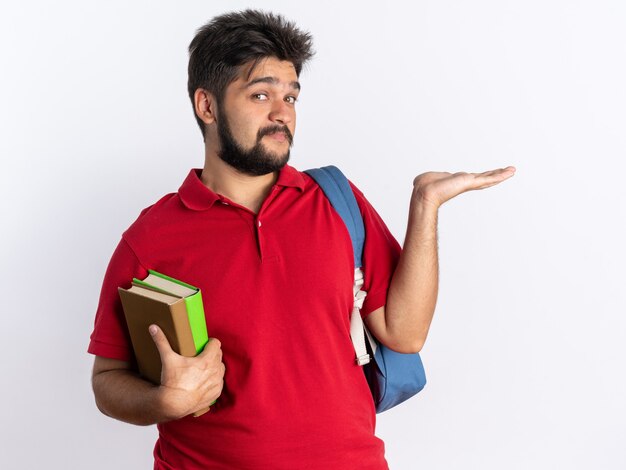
[285,96,298,104]
[253,93,268,101]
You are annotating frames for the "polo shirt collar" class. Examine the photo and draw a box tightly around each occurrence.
[178,165,305,211]
[275,164,306,191]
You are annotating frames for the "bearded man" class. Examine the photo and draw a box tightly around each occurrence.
[89,9,515,469]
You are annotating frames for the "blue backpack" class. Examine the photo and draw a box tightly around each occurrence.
[305,166,427,413]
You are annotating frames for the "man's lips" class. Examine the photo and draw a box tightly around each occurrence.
[265,131,287,143]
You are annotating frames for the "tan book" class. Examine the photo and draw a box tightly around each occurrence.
[118,285,199,384]
[118,271,212,417]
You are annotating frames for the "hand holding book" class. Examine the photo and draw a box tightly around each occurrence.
[118,270,221,418]
[149,324,225,418]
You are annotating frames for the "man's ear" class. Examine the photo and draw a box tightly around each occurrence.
[194,89,217,125]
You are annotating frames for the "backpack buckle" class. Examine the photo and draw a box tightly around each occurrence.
[356,354,371,366]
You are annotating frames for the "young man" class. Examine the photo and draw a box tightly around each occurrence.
[89,9,515,469]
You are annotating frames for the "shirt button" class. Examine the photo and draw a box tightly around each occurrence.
[258,220,262,227]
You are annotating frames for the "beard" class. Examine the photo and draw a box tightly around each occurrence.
[216,109,294,177]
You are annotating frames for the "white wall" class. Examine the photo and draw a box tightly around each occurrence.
[1,1,624,468]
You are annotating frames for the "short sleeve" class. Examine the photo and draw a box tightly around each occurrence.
[349,182,402,317]
[88,238,148,360]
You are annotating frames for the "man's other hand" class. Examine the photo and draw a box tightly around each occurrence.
[412,166,516,209]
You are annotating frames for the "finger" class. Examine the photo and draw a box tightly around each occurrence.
[470,166,516,178]
[469,167,516,187]
[149,324,175,359]
[475,180,504,190]
[198,338,222,359]
[486,167,516,183]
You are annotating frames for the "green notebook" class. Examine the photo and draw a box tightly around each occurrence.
[132,270,209,354]
[119,270,210,386]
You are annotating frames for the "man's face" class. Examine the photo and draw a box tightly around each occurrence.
[215,57,300,176]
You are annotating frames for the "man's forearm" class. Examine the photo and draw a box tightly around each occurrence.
[384,193,439,352]
[92,329,224,425]
[380,166,515,352]
[92,368,176,426]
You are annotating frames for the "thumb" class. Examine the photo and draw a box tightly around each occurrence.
[149,324,173,359]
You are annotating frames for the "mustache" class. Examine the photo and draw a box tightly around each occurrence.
[257,125,293,144]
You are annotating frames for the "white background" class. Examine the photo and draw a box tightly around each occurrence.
[1,1,625,468]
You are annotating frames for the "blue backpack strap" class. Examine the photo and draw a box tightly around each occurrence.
[305,165,427,413]
[304,166,365,269]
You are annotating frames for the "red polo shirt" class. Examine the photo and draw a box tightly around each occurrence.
[89,165,401,469]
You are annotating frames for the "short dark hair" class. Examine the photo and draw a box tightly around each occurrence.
[187,9,315,139]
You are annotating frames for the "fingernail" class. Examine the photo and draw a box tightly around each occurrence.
[149,325,158,336]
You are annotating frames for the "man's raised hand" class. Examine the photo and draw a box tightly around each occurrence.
[149,324,225,420]
[412,166,516,209]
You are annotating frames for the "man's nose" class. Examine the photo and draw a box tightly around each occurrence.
[268,99,293,125]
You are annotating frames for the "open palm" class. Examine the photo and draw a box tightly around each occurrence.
[413,166,516,208]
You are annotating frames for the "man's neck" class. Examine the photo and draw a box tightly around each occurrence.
[200,151,278,214]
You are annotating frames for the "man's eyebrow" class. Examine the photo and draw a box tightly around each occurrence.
[244,76,301,91]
